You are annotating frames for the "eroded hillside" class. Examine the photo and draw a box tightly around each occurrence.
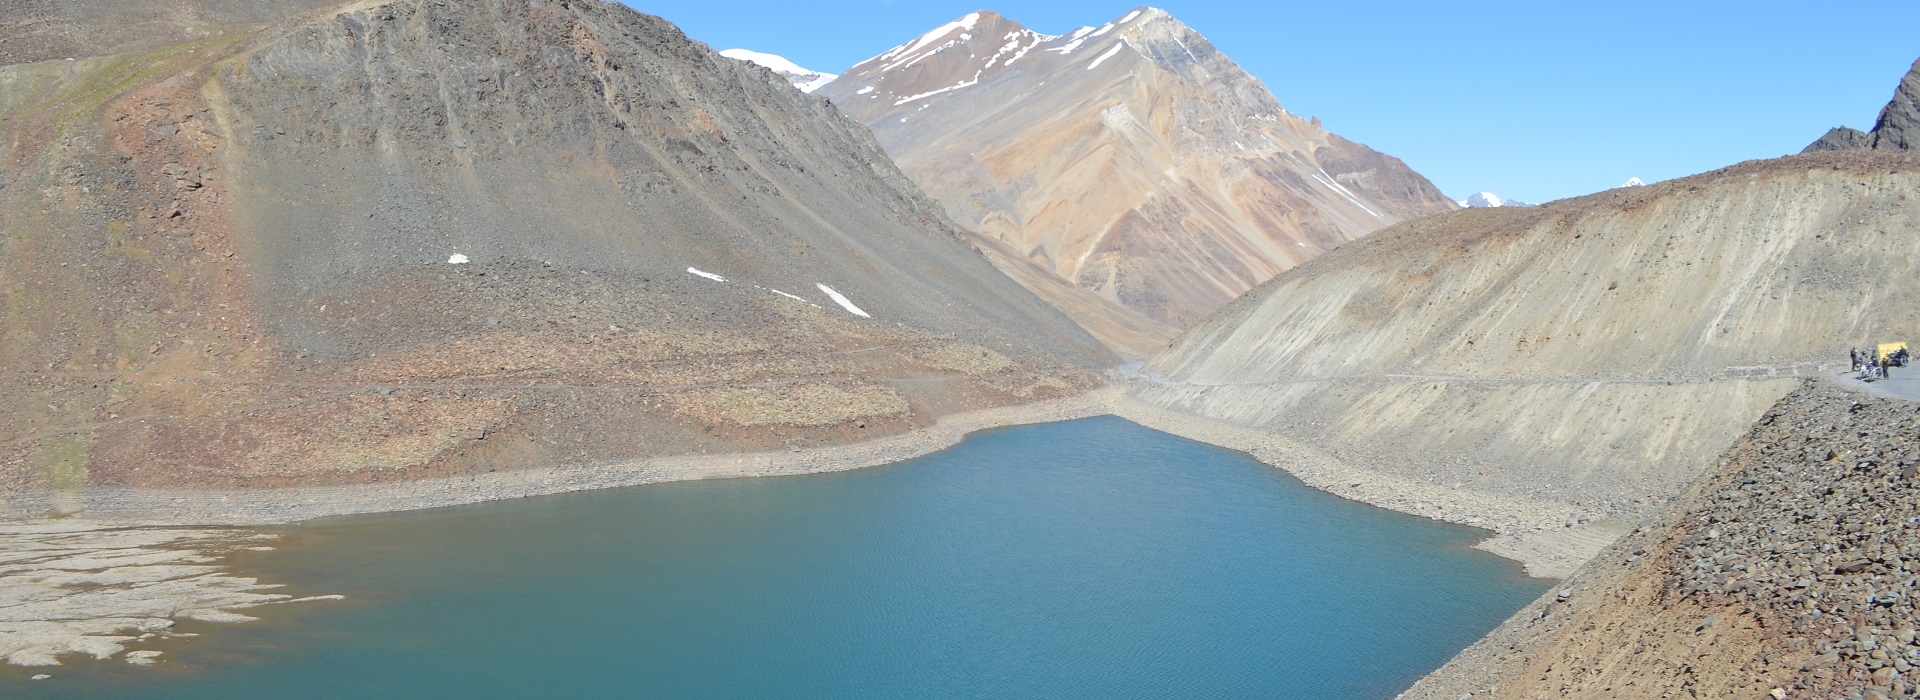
[0,0,1109,496]
[1132,151,1920,568]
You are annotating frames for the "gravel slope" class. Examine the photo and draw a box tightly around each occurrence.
[1134,151,1920,575]
[1405,380,1920,700]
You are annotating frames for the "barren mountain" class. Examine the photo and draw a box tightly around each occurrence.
[818,7,1456,337]
[1132,149,1920,568]
[0,0,1110,495]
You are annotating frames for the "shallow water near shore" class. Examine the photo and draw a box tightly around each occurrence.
[15,416,1548,698]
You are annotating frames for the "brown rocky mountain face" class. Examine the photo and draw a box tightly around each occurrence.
[1805,56,1920,153]
[1134,150,1920,572]
[819,7,1456,341]
[0,0,1110,494]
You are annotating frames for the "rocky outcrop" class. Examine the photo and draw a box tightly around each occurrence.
[0,0,1110,498]
[1805,126,1873,153]
[819,8,1455,338]
[1804,57,1920,153]
[1132,150,1920,571]
[1404,381,1920,700]
[1871,59,1920,151]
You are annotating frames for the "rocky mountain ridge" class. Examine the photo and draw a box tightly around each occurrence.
[817,7,1456,339]
[1805,57,1920,154]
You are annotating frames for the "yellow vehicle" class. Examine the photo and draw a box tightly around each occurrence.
[1880,342,1909,362]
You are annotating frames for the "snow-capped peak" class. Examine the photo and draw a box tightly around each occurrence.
[829,7,1177,112]
[872,11,985,71]
[719,49,838,93]
[1619,177,1646,188]
[1459,192,1531,208]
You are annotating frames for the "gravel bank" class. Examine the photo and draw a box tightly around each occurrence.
[1112,395,1619,579]
[0,390,1124,528]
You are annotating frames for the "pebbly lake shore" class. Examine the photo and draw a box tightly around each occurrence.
[1,382,1617,669]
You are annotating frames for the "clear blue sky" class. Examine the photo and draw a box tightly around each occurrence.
[627,1,1920,205]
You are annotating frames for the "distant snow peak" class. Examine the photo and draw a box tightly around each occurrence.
[718,49,838,93]
[1620,177,1646,188]
[1462,192,1505,208]
[1459,192,1532,208]
[1126,7,1169,28]
[875,11,984,70]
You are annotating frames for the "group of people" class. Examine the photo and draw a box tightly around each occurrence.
[1850,347,1910,381]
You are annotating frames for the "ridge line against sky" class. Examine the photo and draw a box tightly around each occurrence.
[629,1,1920,205]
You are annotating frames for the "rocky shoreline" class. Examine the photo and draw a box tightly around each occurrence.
[2,382,1633,669]
[2,384,1610,575]
[0,389,1124,528]
[1111,394,1621,578]
[0,390,1122,669]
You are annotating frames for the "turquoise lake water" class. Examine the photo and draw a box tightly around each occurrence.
[14,416,1548,698]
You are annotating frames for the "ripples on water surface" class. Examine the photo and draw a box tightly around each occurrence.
[16,416,1548,698]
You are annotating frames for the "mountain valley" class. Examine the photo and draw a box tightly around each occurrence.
[7,1,1920,696]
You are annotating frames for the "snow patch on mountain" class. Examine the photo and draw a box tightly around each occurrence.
[870,12,983,72]
[817,284,871,318]
[718,49,838,93]
[1620,177,1646,188]
[1087,40,1129,70]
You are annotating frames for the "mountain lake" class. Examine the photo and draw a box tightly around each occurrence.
[11,416,1549,699]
